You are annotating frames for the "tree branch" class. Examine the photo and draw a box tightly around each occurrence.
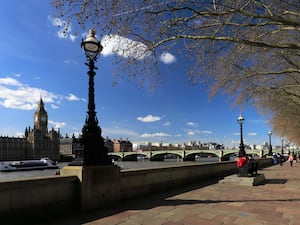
[152,34,300,50]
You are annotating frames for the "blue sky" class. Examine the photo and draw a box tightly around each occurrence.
[0,1,282,148]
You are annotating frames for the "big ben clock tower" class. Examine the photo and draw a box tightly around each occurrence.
[34,97,48,134]
[26,97,60,160]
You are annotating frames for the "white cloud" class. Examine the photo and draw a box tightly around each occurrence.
[0,77,79,110]
[248,132,257,136]
[141,132,170,138]
[0,77,58,110]
[185,129,212,136]
[101,36,175,65]
[51,104,59,109]
[163,121,171,126]
[63,59,78,65]
[160,52,176,64]
[0,77,22,86]
[187,122,198,127]
[187,131,195,135]
[66,93,80,101]
[137,114,161,122]
[202,130,212,134]
[49,17,77,42]
[69,34,77,42]
[15,132,24,137]
[103,127,139,138]
[48,120,66,129]
[101,34,151,60]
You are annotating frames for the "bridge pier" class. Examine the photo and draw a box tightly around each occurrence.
[219,150,224,162]
[260,150,264,158]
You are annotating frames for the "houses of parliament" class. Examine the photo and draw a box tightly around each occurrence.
[0,98,133,162]
[0,98,60,161]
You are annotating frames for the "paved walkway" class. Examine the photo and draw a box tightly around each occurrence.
[45,161,300,225]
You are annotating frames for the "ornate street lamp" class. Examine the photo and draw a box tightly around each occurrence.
[237,114,246,157]
[281,137,284,155]
[268,131,273,156]
[76,28,112,166]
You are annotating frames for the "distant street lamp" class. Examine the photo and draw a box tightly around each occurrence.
[268,131,273,156]
[237,114,246,157]
[74,28,112,166]
[281,137,284,155]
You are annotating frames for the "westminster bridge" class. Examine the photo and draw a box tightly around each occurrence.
[108,149,275,161]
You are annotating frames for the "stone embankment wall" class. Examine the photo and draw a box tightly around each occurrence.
[0,159,273,224]
[0,175,80,224]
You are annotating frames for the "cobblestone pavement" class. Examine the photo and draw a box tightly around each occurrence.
[45,161,300,225]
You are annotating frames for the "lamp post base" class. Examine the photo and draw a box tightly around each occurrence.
[68,140,112,166]
[238,150,246,157]
[268,147,273,156]
[77,115,113,166]
[84,147,112,166]
[60,165,121,211]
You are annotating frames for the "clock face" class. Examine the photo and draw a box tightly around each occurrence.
[41,116,46,122]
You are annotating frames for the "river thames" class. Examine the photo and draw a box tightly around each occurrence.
[0,158,220,181]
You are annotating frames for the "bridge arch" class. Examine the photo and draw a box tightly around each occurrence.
[150,152,182,161]
[111,154,122,161]
[184,152,219,161]
[123,153,149,161]
[221,152,238,161]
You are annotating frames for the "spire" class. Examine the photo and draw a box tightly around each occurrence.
[25,127,28,137]
[34,97,48,133]
[35,97,47,114]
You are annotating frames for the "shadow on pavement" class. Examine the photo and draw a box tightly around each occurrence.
[163,197,300,206]
[264,179,287,184]
[42,178,220,225]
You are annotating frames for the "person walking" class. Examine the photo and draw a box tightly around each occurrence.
[288,153,294,167]
[280,154,284,166]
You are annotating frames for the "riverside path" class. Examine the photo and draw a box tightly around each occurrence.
[40,161,300,225]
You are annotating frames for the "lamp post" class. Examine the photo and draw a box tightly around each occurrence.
[268,131,273,156]
[237,114,246,157]
[79,28,111,166]
[281,137,284,155]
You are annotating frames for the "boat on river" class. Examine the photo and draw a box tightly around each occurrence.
[0,158,59,172]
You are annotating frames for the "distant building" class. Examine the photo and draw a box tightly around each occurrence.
[59,136,115,160]
[60,137,74,157]
[113,138,133,152]
[0,98,60,161]
[104,137,114,152]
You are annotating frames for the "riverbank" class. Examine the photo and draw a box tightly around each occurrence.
[0,158,273,224]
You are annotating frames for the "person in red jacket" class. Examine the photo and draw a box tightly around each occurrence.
[237,156,249,177]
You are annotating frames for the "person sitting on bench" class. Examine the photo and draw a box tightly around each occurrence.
[248,158,258,176]
[237,155,249,177]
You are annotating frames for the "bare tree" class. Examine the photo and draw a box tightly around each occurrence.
[52,0,300,144]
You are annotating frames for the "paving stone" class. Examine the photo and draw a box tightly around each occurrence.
[40,162,300,225]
